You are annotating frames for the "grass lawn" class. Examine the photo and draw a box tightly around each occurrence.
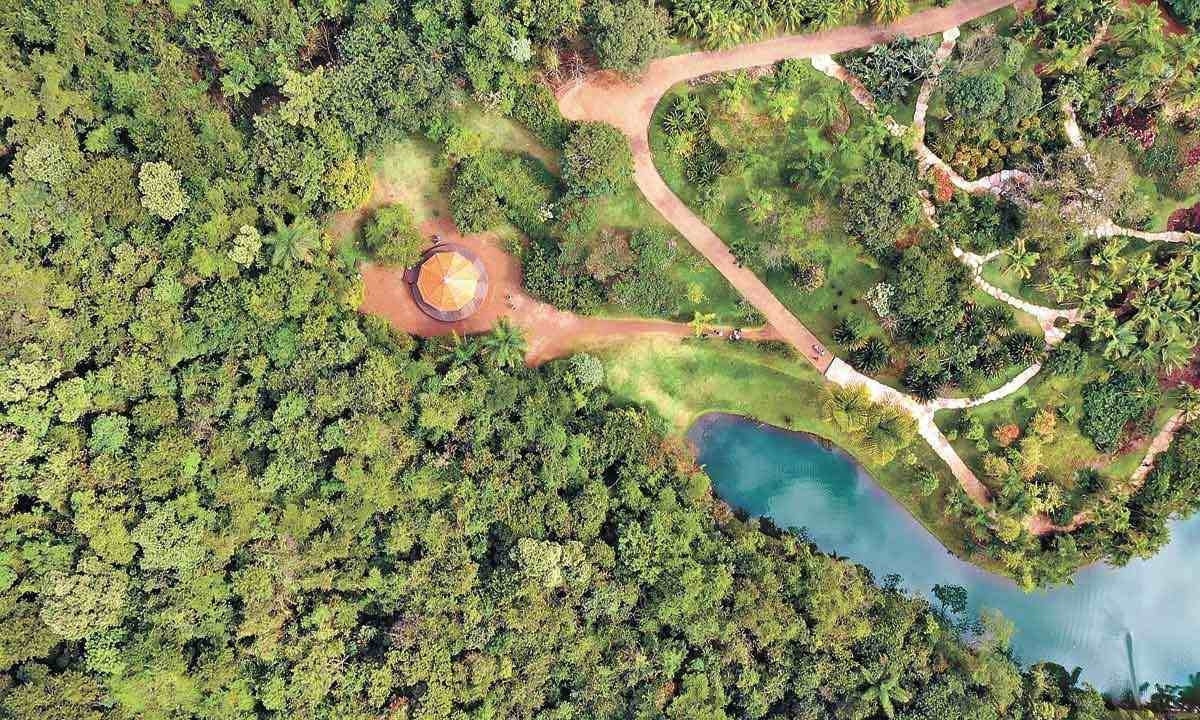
[601,337,987,564]
[329,104,749,325]
[649,75,890,348]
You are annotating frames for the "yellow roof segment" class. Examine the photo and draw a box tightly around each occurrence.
[415,251,482,312]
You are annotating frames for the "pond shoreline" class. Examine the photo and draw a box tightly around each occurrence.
[689,411,1200,698]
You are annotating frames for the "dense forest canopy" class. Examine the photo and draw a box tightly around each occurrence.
[0,0,1186,717]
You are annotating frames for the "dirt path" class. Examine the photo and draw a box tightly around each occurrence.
[358,216,779,365]
[559,2,1023,523]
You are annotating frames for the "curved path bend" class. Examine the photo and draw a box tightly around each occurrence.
[558,1,1192,536]
[558,0,1020,519]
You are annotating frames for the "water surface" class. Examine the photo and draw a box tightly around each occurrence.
[689,413,1200,697]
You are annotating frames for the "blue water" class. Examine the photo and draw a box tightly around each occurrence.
[689,413,1200,697]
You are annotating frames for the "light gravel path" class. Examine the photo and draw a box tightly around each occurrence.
[556,0,1189,536]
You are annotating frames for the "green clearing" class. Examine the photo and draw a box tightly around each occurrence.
[601,337,986,563]
[648,75,885,343]
[332,105,748,324]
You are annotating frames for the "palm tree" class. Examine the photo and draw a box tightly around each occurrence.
[858,667,913,720]
[1091,236,1128,273]
[1004,238,1040,281]
[871,0,910,24]
[482,319,526,370]
[1113,2,1164,47]
[822,384,872,435]
[1043,267,1080,304]
[1125,253,1155,290]
[1102,323,1138,361]
[864,403,917,463]
[266,213,320,267]
[1178,384,1200,421]
[801,83,844,129]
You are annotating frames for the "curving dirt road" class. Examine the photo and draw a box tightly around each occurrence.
[558,0,1018,372]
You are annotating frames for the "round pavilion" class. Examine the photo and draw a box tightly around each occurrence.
[408,244,489,321]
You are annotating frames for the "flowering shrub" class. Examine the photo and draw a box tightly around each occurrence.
[1099,106,1157,149]
[1168,202,1200,233]
[864,282,895,319]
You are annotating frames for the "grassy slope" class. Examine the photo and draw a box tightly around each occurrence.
[601,337,984,562]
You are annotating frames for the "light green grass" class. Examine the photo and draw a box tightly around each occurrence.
[601,337,985,563]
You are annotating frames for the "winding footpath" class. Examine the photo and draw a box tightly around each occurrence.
[559,1,1022,516]
[557,1,1192,533]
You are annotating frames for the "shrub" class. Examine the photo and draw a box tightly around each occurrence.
[138,161,187,220]
[450,157,503,233]
[522,239,603,313]
[1080,370,1160,453]
[946,73,1005,122]
[993,423,1021,448]
[1045,340,1085,376]
[363,204,423,266]
[562,123,633,198]
[510,83,572,150]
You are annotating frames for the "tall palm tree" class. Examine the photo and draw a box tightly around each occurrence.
[1125,253,1156,290]
[858,667,913,720]
[266,213,320,267]
[1043,267,1080,304]
[483,319,526,370]
[864,403,917,463]
[822,384,872,435]
[1102,323,1138,361]
[1004,238,1040,281]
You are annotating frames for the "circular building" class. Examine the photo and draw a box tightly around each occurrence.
[408,244,488,321]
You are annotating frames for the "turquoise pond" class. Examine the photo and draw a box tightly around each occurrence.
[688,413,1200,698]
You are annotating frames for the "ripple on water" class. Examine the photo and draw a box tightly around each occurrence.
[688,413,1200,697]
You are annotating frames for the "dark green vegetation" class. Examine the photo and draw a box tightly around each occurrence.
[650,4,1200,589]
[0,0,1128,717]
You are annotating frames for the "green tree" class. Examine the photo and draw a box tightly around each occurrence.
[562,123,634,197]
[138,161,187,220]
[588,0,668,76]
[266,214,321,267]
[483,318,527,369]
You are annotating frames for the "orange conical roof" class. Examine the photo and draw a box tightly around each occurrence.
[416,251,481,311]
[411,248,488,320]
